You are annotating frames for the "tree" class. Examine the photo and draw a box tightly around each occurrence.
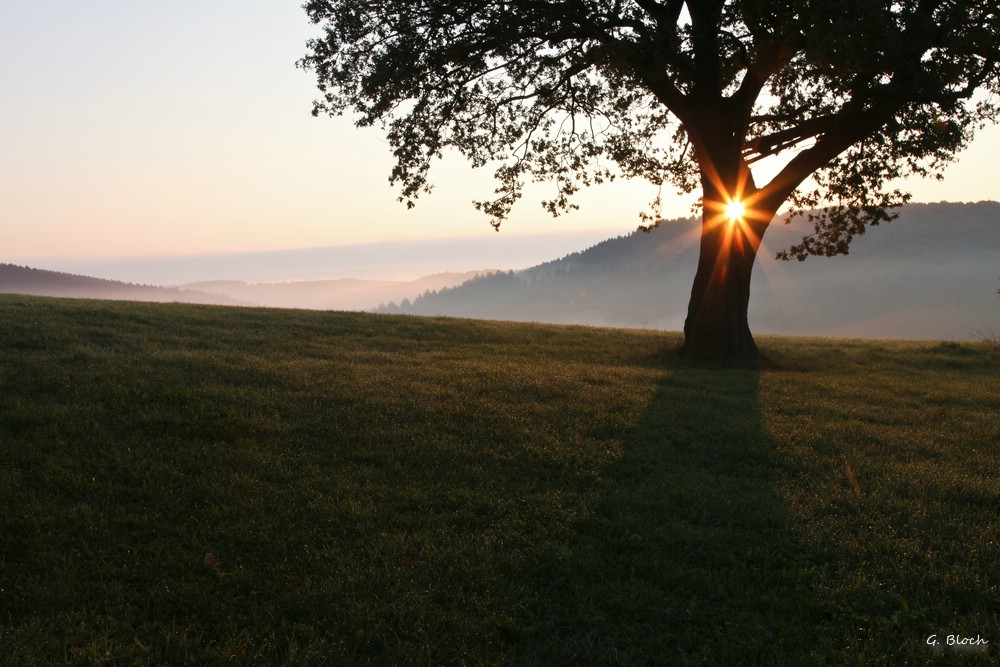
[300,1,999,360]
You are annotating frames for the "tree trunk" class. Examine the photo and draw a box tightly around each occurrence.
[682,202,768,362]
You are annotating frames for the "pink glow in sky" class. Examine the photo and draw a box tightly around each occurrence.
[3,1,998,263]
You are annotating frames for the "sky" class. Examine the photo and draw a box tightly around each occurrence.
[3,1,999,268]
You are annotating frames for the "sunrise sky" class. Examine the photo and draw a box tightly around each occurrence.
[3,1,999,264]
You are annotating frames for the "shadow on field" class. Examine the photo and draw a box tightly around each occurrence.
[523,363,818,665]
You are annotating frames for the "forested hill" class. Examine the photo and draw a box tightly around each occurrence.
[381,201,1000,341]
[0,264,244,306]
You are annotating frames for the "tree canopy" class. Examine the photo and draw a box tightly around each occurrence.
[300,0,999,359]
[302,1,997,250]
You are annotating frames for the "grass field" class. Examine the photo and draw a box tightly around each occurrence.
[1,294,998,665]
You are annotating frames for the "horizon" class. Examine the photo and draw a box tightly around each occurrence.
[4,201,997,344]
[15,227,630,285]
[2,3,999,265]
[7,199,998,287]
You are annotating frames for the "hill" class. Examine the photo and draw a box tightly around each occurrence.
[0,263,245,306]
[1,296,997,664]
[386,201,1000,340]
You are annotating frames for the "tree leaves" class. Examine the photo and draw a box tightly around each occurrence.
[300,0,1000,255]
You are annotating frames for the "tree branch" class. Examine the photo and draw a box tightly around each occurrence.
[631,0,684,26]
[762,107,890,207]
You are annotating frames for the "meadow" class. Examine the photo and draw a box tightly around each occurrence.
[0,294,997,665]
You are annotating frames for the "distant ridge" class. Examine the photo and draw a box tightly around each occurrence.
[179,271,492,310]
[383,201,1000,341]
[0,264,245,306]
[0,263,493,312]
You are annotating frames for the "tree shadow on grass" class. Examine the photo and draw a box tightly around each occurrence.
[521,361,822,665]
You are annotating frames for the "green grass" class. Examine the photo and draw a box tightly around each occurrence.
[1,295,998,665]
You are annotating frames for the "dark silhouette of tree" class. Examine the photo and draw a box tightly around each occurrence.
[300,1,999,360]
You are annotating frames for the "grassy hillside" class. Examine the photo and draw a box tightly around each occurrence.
[1,295,998,665]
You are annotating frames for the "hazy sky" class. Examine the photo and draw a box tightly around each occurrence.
[3,1,999,263]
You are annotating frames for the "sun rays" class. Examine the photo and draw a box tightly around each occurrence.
[725,199,746,225]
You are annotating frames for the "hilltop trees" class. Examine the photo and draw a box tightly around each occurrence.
[300,1,999,360]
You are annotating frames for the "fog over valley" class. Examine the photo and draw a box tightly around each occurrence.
[24,230,620,285]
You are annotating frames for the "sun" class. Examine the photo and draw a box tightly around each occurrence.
[724,199,745,224]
